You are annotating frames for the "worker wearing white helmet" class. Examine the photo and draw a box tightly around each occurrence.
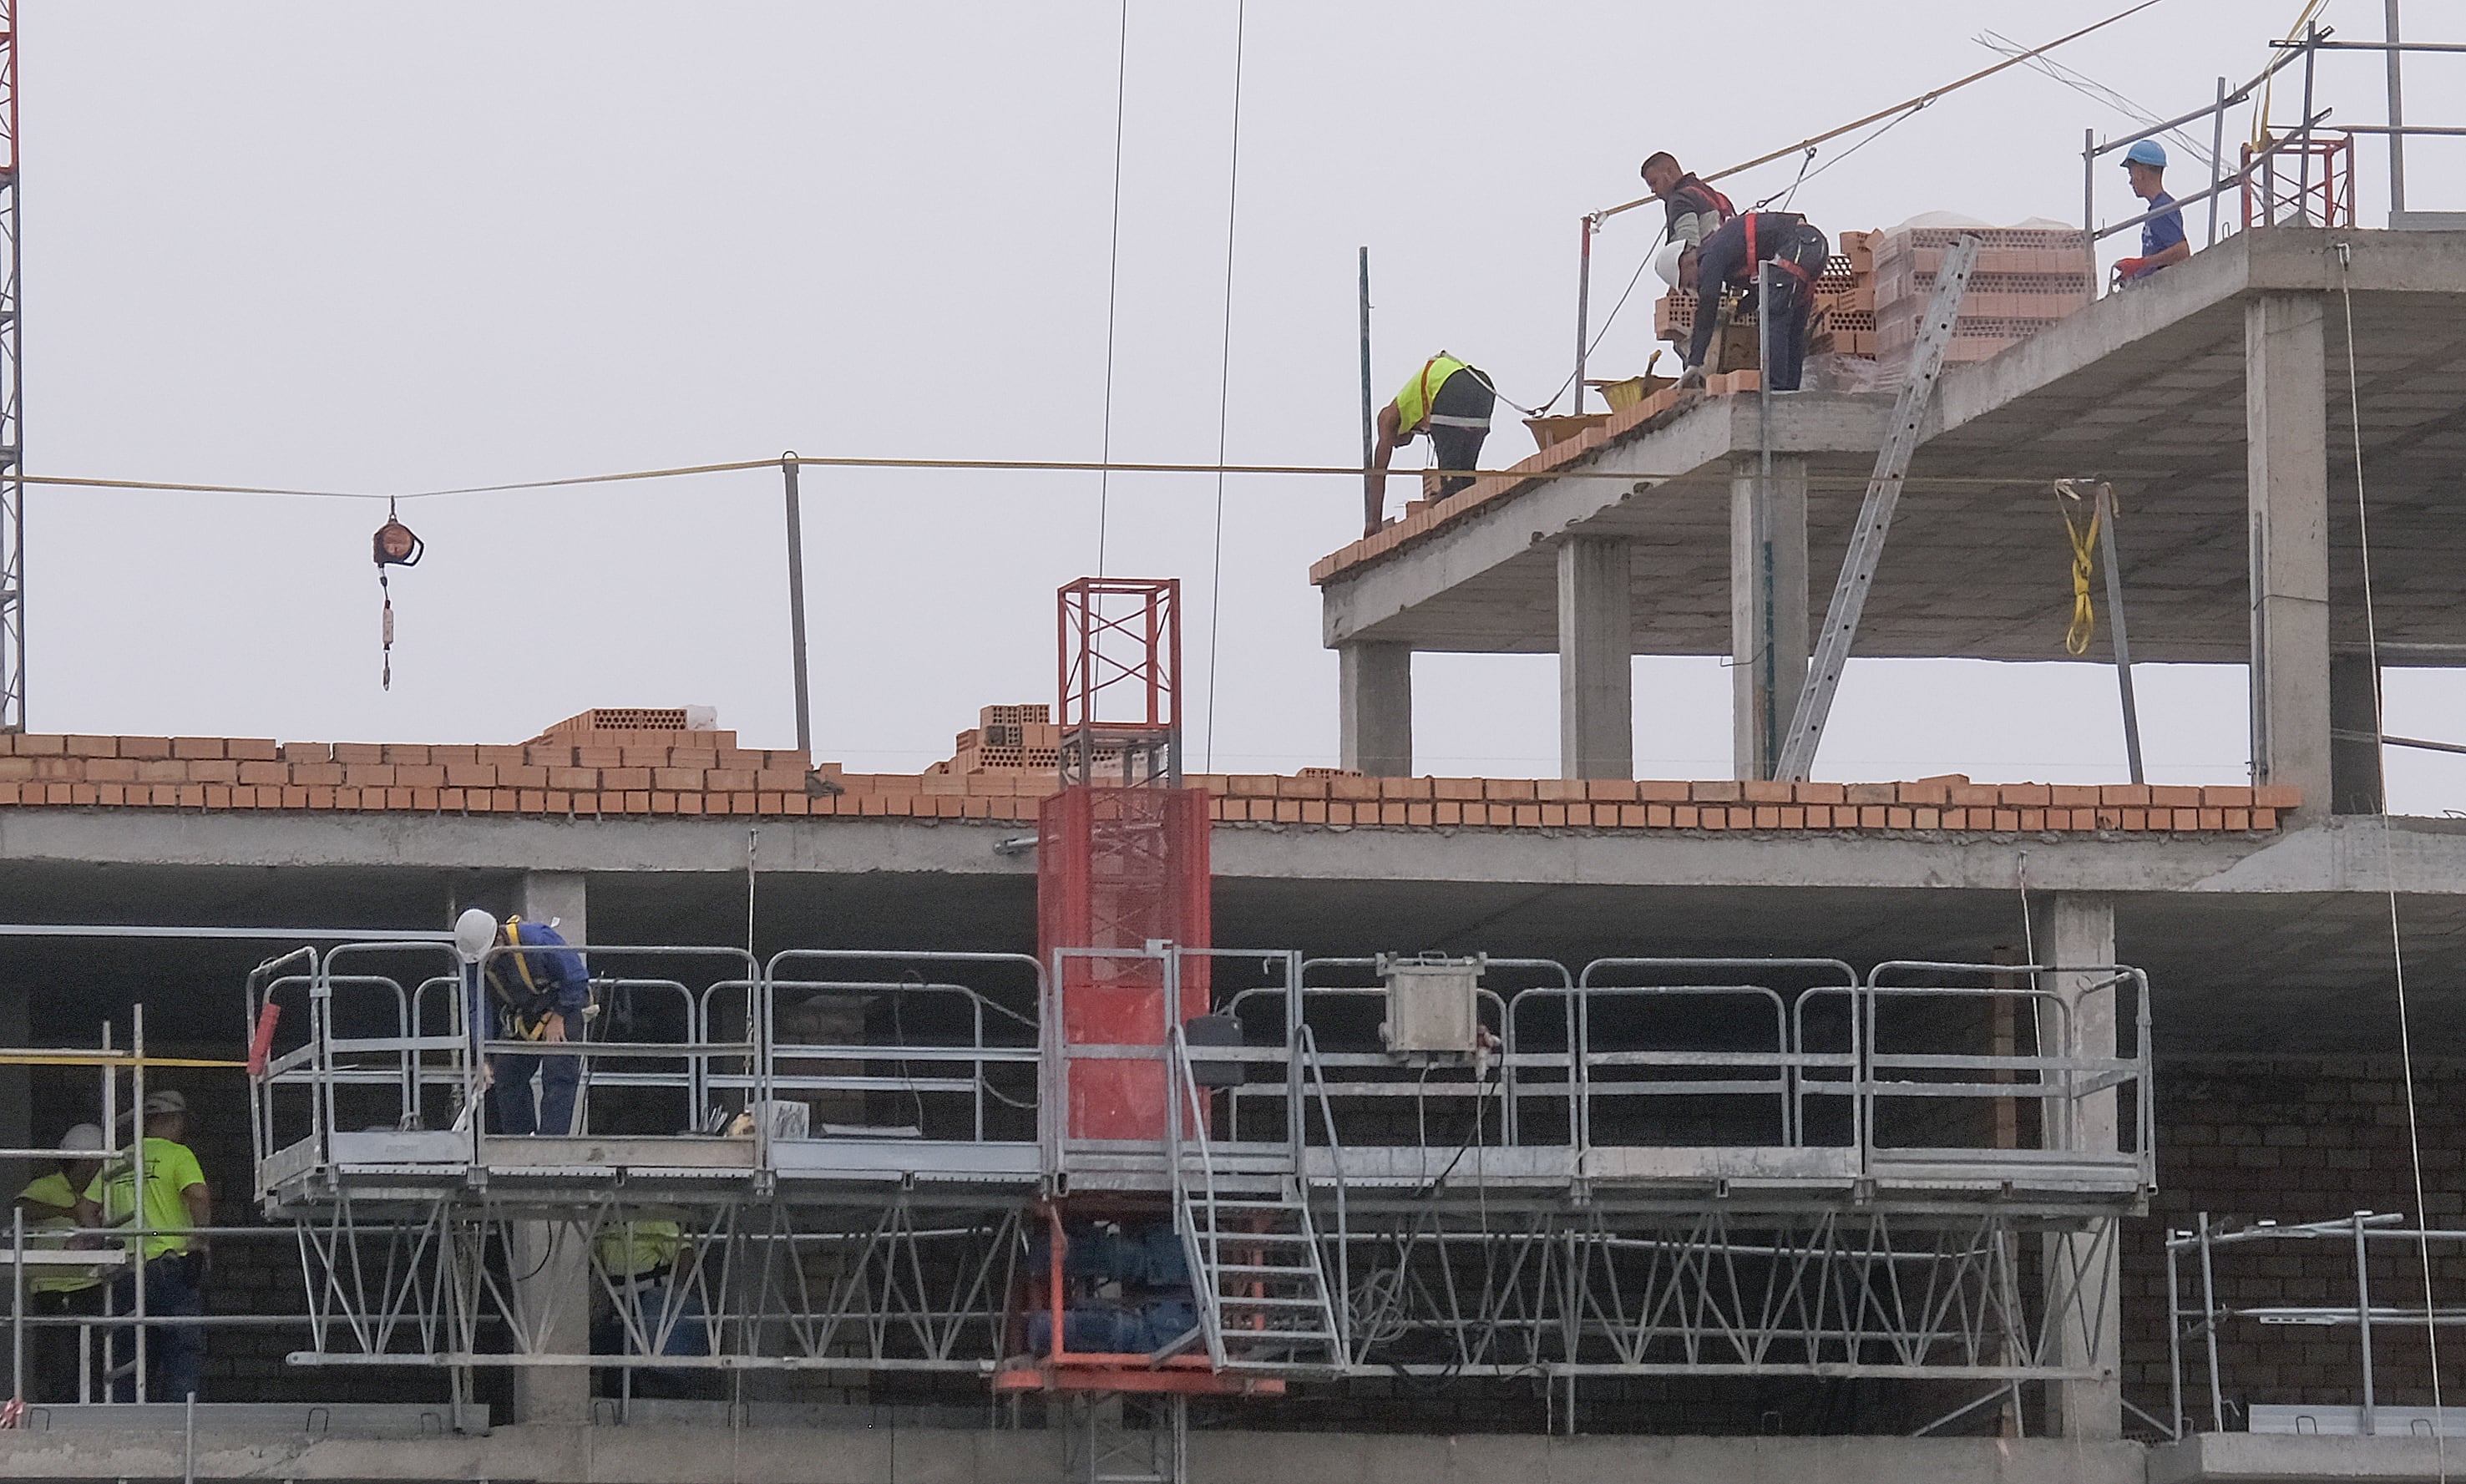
[16,1123,108,1400]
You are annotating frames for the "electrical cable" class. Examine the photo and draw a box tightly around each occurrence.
[1202,0,1247,776]
[2336,242,2447,1476]
[1592,0,2174,221]
[1096,0,1132,577]
[28,462,2130,503]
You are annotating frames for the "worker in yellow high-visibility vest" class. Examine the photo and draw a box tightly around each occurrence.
[15,1123,107,1401]
[1367,352,1496,536]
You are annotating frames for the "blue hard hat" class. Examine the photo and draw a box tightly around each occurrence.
[2123,139,2167,170]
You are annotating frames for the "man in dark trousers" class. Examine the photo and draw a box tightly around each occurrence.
[1680,210,1831,393]
[1366,352,1496,535]
[472,913,594,1136]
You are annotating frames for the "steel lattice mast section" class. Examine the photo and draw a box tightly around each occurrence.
[0,0,22,731]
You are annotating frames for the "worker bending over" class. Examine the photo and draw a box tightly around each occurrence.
[78,1091,210,1403]
[1366,352,1495,536]
[1639,150,1733,283]
[1680,211,1831,393]
[473,912,594,1137]
[2110,139,2188,285]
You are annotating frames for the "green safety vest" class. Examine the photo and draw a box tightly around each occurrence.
[1392,355,1471,437]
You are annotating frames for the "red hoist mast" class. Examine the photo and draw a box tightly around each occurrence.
[0,0,25,731]
[1009,577,1253,1401]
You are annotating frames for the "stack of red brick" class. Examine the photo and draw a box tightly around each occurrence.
[1874,225,2091,382]
[0,729,2296,835]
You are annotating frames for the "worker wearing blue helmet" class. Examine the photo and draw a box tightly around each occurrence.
[2112,139,2189,285]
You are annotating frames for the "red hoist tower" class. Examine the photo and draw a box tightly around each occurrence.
[1010,578,1247,1479]
[0,0,23,731]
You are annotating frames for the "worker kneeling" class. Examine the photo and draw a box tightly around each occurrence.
[1678,210,1830,393]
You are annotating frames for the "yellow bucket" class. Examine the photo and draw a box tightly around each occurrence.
[1587,373,1678,413]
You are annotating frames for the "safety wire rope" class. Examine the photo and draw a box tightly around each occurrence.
[1202,0,1246,775]
[23,463,2176,502]
[1095,0,1132,577]
[2337,242,2446,1472]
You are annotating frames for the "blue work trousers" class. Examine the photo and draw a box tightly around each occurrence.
[107,1250,205,1403]
[489,1048,580,1136]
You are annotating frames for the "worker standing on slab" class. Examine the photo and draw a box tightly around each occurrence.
[1639,151,1734,281]
[1679,211,1831,392]
[17,1123,107,1401]
[77,1091,210,1403]
[477,914,594,1137]
[2110,139,2189,285]
[1366,352,1496,535]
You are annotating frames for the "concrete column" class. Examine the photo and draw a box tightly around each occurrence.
[1557,536,1633,781]
[1731,456,1810,781]
[511,871,590,1424]
[2032,893,2119,1441]
[2246,293,2332,809]
[1338,642,1413,777]
[2330,652,2387,814]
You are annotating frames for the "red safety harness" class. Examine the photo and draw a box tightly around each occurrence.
[1742,213,1817,292]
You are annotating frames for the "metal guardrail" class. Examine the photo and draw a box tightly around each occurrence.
[252,940,2151,1200]
[2164,1210,2466,1441]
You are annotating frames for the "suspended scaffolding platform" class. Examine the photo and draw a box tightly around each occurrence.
[231,934,2152,1393]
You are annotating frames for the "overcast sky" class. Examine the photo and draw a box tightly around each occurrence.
[28,2,2466,807]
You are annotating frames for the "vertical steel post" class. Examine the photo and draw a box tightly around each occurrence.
[2296,26,2319,225]
[2385,0,2408,215]
[9,1204,21,1407]
[2354,1212,2377,1435]
[780,453,813,760]
[2084,129,2099,296]
[2165,1228,2184,1439]
[1358,248,1373,471]
[2095,485,2144,785]
[132,1004,146,1404]
[1756,259,1779,776]
[2198,1214,2224,1431]
[2208,78,2228,246]
[1572,215,1596,413]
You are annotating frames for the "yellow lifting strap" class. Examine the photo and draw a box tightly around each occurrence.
[2055,483,2102,656]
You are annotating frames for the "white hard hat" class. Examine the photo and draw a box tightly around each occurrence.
[1653,242,1688,286]
[454,907,500,965]
[58,1123,103,1153]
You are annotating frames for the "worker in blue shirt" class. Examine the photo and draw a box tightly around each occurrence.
[474,915,593,1136]
[2111,139,2189,285]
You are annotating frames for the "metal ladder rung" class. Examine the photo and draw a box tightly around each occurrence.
[1213,1261,1313,1274]
[1187,1229,1314,1242]
[1217,1294,1326,1308]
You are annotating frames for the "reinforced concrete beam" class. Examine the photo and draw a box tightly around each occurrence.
[2033,892,2120,1441]
[1338,642,1413,777]
[1731,455,1809,781]
[1557,536,1633,781]
[2246,292,2333,808]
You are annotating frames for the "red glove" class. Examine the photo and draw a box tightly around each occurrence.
[2111,256,2147,281]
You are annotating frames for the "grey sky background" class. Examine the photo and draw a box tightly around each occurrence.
[28,3,2466,807]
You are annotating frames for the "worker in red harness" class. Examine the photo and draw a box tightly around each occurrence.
[1679,210,1830,393]
[1366,352,1496,536]
[1639,151,1734,284]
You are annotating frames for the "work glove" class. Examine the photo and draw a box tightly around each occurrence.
[2110,256,2147,282]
